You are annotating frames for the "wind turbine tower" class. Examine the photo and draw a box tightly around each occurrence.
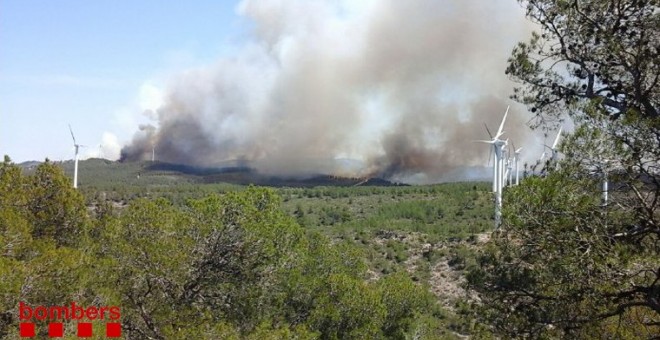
[551,127,562,161]
[478,106,509,228]
[601,159,614,206]
[505,149,513,187]
[68,125,85,189]
[602,171,608,205]
[513,145,523,185]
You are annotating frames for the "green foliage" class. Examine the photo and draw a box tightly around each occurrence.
[310,274,386,339]
[507,0,658,125]
[0,158,93,338]
[470,168,659,338]
[379,200,444,224]
[474,1,660,338]
[4,156,493,339]
[378,272,436,339]
[27,161,89,247]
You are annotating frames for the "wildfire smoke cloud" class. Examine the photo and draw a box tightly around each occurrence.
[121,0,535,183]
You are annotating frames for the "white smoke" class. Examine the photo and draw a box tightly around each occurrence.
[121,0,537,182]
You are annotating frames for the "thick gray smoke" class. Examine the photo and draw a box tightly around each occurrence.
[121,0,535,183]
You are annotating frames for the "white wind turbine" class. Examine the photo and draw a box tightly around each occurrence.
[502,149,510,187]
[68,125,85,189]
[600,159,616,207]
[539,149,547,162]
[539,127,562,166]
[550,127,562,162]
[602,168,609,206]
[500,139,509,189]
[512,143,523,185]
[504,147,513,187]
[477,106,509,228]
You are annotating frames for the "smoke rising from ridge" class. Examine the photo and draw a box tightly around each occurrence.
[120,0,535,183]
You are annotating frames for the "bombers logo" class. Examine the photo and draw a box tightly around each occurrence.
[18,302,121,338]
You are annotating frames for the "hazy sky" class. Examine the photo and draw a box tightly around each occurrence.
[1,0,538,169]
[1,0,244,161]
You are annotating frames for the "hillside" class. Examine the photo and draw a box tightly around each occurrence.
[7,157,496,338]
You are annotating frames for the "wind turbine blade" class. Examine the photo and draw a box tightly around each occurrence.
[474,140,495,144]
[68,124,77,145]
[495,106,509,138]
[552,126,563,149]
[484,124,493,139]
[487,147,493,166]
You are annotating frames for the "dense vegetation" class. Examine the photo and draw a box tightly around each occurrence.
[2,157,491,339]
[469,0,659,338]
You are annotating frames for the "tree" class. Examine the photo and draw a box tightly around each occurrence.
[0,157,30,338]
[469,169,659,338]
[506,0,658,124]
[28,160,89,247]
[470,0,659,338]
[0,158,93,338]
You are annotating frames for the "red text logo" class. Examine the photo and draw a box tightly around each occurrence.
[18,302,121,338]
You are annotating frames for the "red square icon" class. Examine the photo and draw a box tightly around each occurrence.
[48,323,64,337]
[77,323,93,337]
[19,322,35,337]
[106,323,121,338]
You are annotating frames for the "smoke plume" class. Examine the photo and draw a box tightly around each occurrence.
[121,0,535,183]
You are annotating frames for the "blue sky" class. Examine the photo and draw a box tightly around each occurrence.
[1,0,244,162]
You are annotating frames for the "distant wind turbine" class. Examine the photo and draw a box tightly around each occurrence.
[512,142,523,185]
[68,124,85,189]
[539,149,547,162]
[600,159,616,207]
[551,127,562,161]
[504,147,512,187]
[539,127,563,165]
[476,106,509,228]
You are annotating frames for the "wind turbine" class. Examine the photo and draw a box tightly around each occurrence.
[477,106,509,228]
[602,170,609,206]
[500,139,509,189]
[539,149,547,162]
[504,147,513,187]
[551,127,562,161]
[68,125,85,189]
[501,148,508,187]
[539,127,562,167]
[483,124,497,193]
[512,142,523,185]
[600,159,615,207]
